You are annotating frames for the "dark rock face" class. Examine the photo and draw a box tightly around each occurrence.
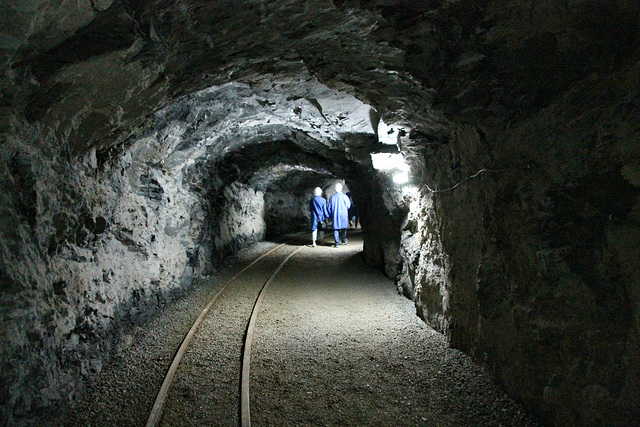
[1,0,639,425]
[387,3,640,424]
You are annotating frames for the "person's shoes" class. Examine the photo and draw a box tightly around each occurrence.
[334,244,340,248]
[341,239,348,245]
[312,242,316,247]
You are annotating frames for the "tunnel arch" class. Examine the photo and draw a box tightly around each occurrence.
[112,76,402,268]
[1,1,639,425]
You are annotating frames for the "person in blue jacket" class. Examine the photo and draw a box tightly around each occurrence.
[309,187,329,247]
[328,182,351,247]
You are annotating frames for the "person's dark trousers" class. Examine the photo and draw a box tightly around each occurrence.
[334,228,347,245]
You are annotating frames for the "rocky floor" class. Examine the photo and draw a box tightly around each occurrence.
[44,231,539,426]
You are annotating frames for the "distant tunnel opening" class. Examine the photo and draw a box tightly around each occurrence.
[137,81,413,275]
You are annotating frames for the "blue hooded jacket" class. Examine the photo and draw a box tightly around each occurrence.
[329,191,351,230]
[309,195,329,230]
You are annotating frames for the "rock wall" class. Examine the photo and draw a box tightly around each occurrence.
[0,117,266,423]
[362,1,640,424]
[397,189,450,335]
[264,189,309,238]
[475,68,640,425]
[396,76,640,425]
[357,173,407,279]
[398,124,493,349]
[211,181,266,260]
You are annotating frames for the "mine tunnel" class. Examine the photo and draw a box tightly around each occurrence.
[1,1,639,426]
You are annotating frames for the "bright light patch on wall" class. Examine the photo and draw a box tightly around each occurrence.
[371,153,408,171]
[393,172,409,184]
[372,152,411,185]
[378,120,399,145]
[402,185,418,198]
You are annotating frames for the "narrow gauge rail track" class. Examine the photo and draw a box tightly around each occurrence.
[146,235,305,427]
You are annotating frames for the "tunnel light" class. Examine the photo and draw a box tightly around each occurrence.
[371,153,408,171]
[371,153,411,185]
[377,120,399,145]
[402,185,418,197]
[393,172,409,184]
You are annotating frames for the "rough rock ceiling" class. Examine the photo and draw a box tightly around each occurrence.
[3,1,441,160]
[2,1,454,200]
[151,75,384,188]
[5,0,635,191]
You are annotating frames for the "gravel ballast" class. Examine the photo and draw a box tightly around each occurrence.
[46,232,539,426]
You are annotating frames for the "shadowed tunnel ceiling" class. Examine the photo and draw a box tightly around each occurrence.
[1,1,639,425]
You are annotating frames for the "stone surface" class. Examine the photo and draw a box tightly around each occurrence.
[0,0,639,425]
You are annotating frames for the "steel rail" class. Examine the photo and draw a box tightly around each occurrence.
[146,234,304,427]
[240,245,304,427]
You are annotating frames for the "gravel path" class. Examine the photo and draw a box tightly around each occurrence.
[252,233,538,426]
[46,232,539,426]
[161,247,296,426]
